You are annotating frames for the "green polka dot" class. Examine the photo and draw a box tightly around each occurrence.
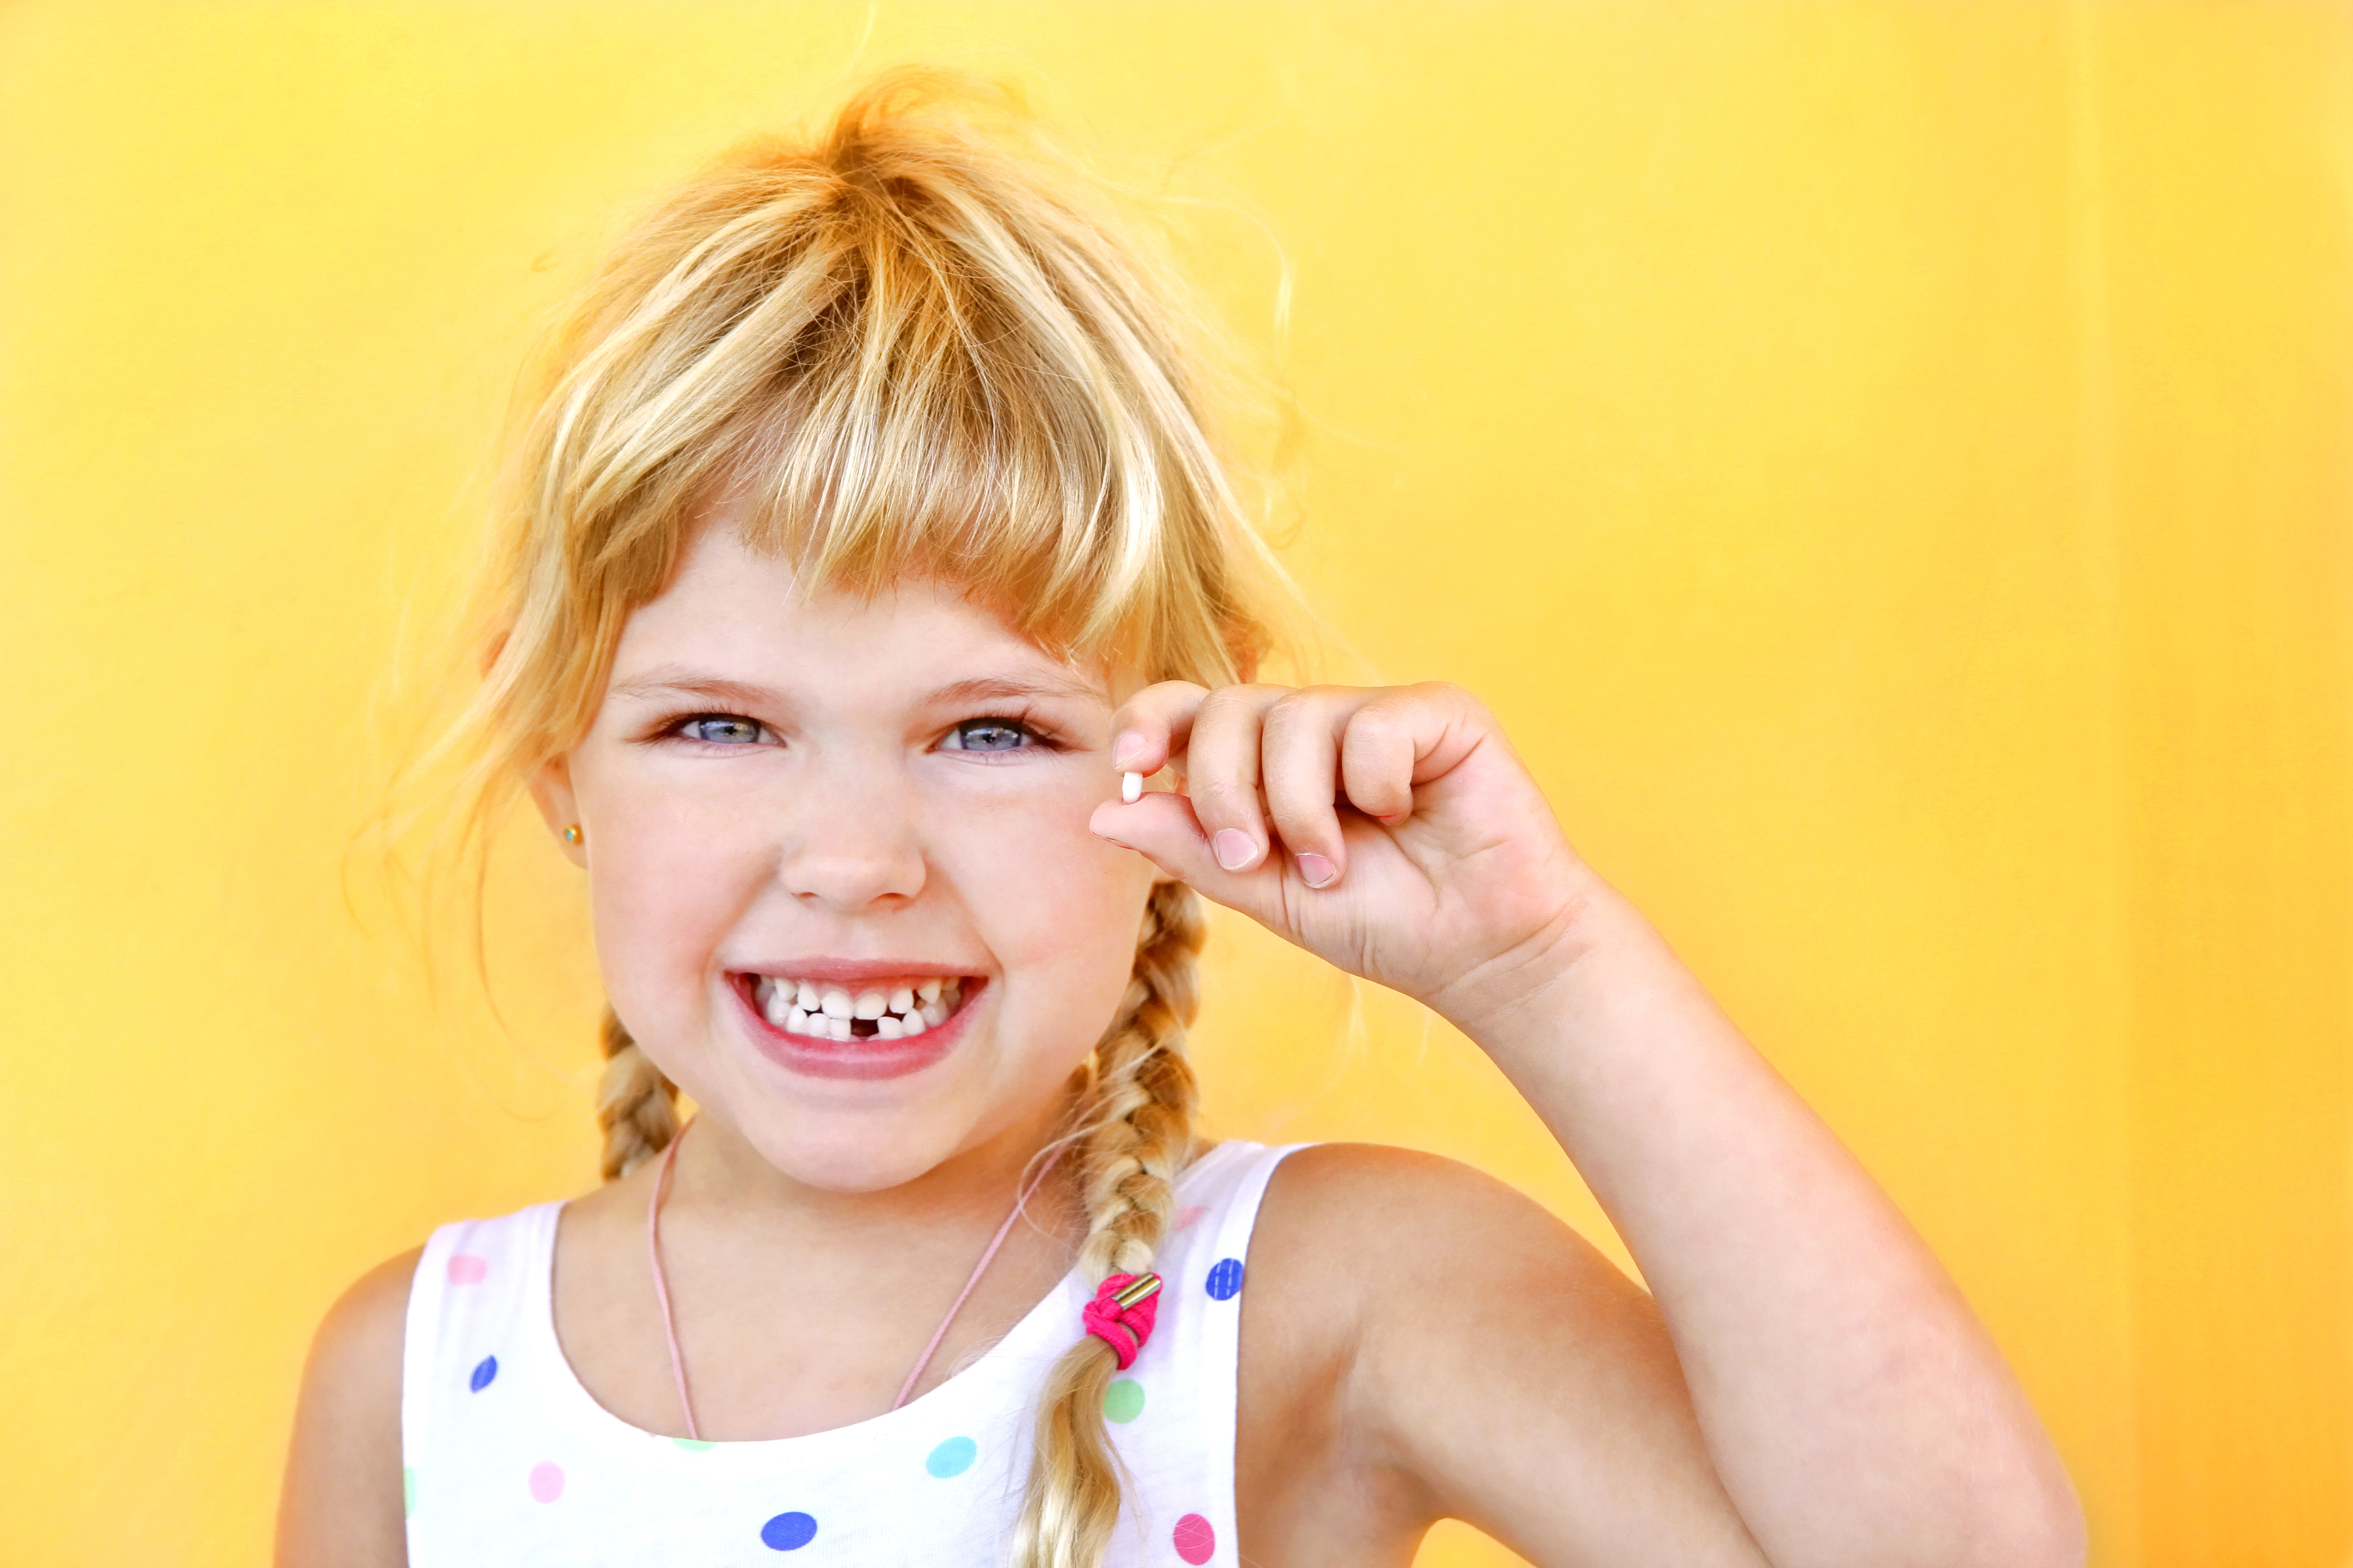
[402,1467,415,1517]
[1103,1378,1145,1423]
[672,1437,716,1452]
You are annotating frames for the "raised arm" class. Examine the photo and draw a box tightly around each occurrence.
[1093,681,2084,1568]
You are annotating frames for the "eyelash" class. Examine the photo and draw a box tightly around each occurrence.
[656,713,775,748]
[649,711,1067,754]
[941,713,1065,756]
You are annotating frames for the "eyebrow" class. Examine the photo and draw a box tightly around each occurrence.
[926,674,1109,709]
[608,669,786,709]
[607,666,1107,710]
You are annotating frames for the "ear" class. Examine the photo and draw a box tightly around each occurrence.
[526,757,587,868]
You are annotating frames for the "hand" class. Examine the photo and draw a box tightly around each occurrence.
[1089,681,1607,1031]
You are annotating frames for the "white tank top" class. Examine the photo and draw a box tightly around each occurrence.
[401,1139,1308,1566]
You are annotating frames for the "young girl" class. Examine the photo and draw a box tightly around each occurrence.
[278,70,2082,1568]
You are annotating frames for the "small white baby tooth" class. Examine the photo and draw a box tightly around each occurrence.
[918,978,943,1004]
[921,1001,948,1027]
[853,990,886,1019]
[797,981,819,1011]
[889,986,914,1014]
[828,1016,853,1041]
[874,1015,903,1039]
[1121,770,1142,803]
[821,988,853,1019]
[899,1012,926,1036]
[785,1007,810,1033]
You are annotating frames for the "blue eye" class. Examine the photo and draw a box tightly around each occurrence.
[943,718,1037,753]
[680,716,766,746]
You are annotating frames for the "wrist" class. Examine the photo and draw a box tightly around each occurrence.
[1424,864,1641,1044]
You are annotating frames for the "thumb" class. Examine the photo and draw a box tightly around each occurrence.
[1090,794,1288,925]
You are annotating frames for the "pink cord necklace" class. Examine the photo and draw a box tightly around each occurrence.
[645,1118,1067,1441]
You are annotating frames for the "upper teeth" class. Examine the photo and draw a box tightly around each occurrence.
[754,976,965,1041]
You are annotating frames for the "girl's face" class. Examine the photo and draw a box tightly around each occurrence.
[534,517,1158,1192]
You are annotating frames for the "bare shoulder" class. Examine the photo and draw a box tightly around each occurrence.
[1239,1145,1754,1565]
[1245,1143,1624,1427]
[1249,1141,1657,1386]
[321,1245,423,1360]
[1254,1141,1638,1302]
[275,1247,420,1568]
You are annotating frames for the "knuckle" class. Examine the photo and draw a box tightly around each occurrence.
[1193,777,1261,817]
[1190,688,1244,728]
[1261,690,1323,740]
[1346,703,1406,745]
[1205,680,1275,706]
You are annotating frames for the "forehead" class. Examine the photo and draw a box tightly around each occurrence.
[608,519,1116,705]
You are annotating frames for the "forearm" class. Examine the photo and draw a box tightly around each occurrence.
[1448,880,2082,1568]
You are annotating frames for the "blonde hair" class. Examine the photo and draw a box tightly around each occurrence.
[434,67,1285,1568]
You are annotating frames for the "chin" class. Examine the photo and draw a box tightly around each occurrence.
[749,1119,964,1194]
[710,1036,1003,1195]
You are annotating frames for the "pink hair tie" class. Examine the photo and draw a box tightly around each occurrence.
[1083,1273,1163,1369]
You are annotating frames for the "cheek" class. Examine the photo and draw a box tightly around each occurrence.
[583,790,759,1020]
[954,788,1155,1011]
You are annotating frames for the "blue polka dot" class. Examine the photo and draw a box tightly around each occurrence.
[1205,1257,1245,1300]
[925,1435,977,1477]
[468,1355,498,1392]
[761,1511,818,1551]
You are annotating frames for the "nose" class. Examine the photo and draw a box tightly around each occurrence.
[773,751,928,910]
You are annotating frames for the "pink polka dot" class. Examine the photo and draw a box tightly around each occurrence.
[527,1461,564,1503]
[1172,1512,1214,1563]
[447,1254,489,1285]
[1172,1205,1208,1232]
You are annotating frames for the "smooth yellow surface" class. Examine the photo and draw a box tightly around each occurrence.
[3,4,2347,1563]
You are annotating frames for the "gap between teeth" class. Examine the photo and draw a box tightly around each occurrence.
[754,977,961,1040]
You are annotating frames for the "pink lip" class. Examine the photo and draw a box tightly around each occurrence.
[729,972,981,1081]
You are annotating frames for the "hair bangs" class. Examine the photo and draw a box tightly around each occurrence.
[721,211,1183,673]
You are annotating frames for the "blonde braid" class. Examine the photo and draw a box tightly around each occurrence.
[596,1005,680,1181]
[1012,880,1206,1568]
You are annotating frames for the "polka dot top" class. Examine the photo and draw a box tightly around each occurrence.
[400,1140,1309,1566]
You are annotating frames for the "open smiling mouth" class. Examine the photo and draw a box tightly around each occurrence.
[739,975,973,1042]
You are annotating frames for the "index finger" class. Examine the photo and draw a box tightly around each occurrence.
[1107,680,1210,776]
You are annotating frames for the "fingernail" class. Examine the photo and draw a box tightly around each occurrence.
[1296,853,1337,888]
[1211,829,1258,871]
[1111,733,1145,769]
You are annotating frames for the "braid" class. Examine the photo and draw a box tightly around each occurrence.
[596,1005,680,1181]
[1012,881,1206,1568]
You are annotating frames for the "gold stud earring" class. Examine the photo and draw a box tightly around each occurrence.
[562,824,583,845]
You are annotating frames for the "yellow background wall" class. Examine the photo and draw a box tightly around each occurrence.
[3,3,2347,1562]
